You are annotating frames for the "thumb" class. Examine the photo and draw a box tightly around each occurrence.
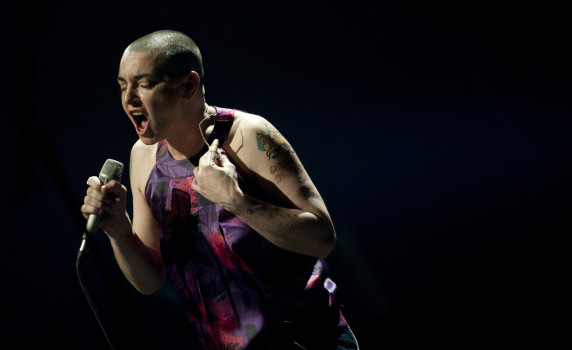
[102,180,125,197]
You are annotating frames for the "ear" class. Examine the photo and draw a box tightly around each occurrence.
[182,71,201,98]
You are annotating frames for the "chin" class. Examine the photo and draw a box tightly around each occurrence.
[139,135,159,145]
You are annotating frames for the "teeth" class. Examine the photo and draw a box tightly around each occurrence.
[132,112,146,131]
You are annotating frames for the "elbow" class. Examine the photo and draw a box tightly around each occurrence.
[316,225,336,259]
[135,285,161,295]
[135,278,164,295]
[316,245,335,259]
[132,268,166,295]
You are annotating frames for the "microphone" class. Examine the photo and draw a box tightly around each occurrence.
[77,159,124,266]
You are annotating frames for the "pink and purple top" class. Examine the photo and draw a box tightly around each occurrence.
[145,107,346,349]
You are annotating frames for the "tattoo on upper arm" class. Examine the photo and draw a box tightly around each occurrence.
[256,125,294,160]
[256,124,299,184]
[270,162,290,184]
[255,124,318,199]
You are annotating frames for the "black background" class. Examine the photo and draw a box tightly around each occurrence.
[2,1,570,349]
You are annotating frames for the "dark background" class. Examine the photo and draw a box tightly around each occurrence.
[2,1,569,349]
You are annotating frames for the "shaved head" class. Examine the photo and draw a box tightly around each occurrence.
[126,30,204,83]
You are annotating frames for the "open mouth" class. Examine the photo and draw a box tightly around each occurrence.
[132,112,149,135]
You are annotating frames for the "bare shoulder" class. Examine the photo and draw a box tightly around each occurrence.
[226,110,294,171]
[229,110,292,153]
[228,110,270,143]
[226,110,322,203]
[130,140,157,193]
[231,110,268,128]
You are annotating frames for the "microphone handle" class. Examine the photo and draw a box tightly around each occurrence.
[77,173,113,266]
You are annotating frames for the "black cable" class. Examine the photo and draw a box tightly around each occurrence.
[76,249,115,350]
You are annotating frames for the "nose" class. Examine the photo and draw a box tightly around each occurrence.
[123,85,140,106]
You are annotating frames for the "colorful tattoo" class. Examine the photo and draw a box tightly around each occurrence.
[256,125,294,160]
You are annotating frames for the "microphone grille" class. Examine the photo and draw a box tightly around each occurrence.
[100,159,124,182]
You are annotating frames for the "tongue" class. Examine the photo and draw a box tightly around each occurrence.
[136,118,150,135]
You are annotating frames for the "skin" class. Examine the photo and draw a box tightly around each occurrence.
[81,49,336,295]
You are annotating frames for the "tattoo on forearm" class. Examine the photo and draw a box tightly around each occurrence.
[256,125,294,160]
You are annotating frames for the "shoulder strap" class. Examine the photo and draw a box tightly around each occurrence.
[189,107,235,165]
[207,107,234,145]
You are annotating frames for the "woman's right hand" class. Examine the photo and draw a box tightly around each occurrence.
[81,176,128,234]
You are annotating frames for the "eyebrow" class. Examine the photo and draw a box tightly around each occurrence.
[117,73,157,83]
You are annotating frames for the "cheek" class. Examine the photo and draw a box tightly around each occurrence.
[121,100,128,113]
[151,96,180,117]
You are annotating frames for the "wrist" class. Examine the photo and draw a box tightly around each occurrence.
[104,212,133,240]
[222,189,249,216]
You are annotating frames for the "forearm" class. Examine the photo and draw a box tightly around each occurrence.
[192,136,336,257]
[226,194,336,258]
[105,213,166,295]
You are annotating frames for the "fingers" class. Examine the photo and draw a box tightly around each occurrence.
[198,139,218,166]
[82,178,126,217]
[86,176,102,189]
[209,138,219,154]
[217,148,235,169]
[209,139,220,165]
[102,180,127,197]
[86,177,124,198]
[196,138,236,172]
[82,188,108,217]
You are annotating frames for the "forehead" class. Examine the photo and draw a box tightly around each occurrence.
[118,51,158,80]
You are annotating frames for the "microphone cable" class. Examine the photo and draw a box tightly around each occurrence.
[76,237,115,350]
[75,158,123,349]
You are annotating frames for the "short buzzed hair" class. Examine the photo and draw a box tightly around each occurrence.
[126,30,204,83]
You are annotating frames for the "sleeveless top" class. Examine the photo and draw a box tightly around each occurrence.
[145,107,346,349]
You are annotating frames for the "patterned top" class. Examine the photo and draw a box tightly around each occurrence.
[145,107,345,349]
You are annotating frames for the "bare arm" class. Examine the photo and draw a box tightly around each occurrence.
[81,141,165,294]
[192,115,336,258]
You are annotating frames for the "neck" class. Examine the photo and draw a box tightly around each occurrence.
[166,102,216,160]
